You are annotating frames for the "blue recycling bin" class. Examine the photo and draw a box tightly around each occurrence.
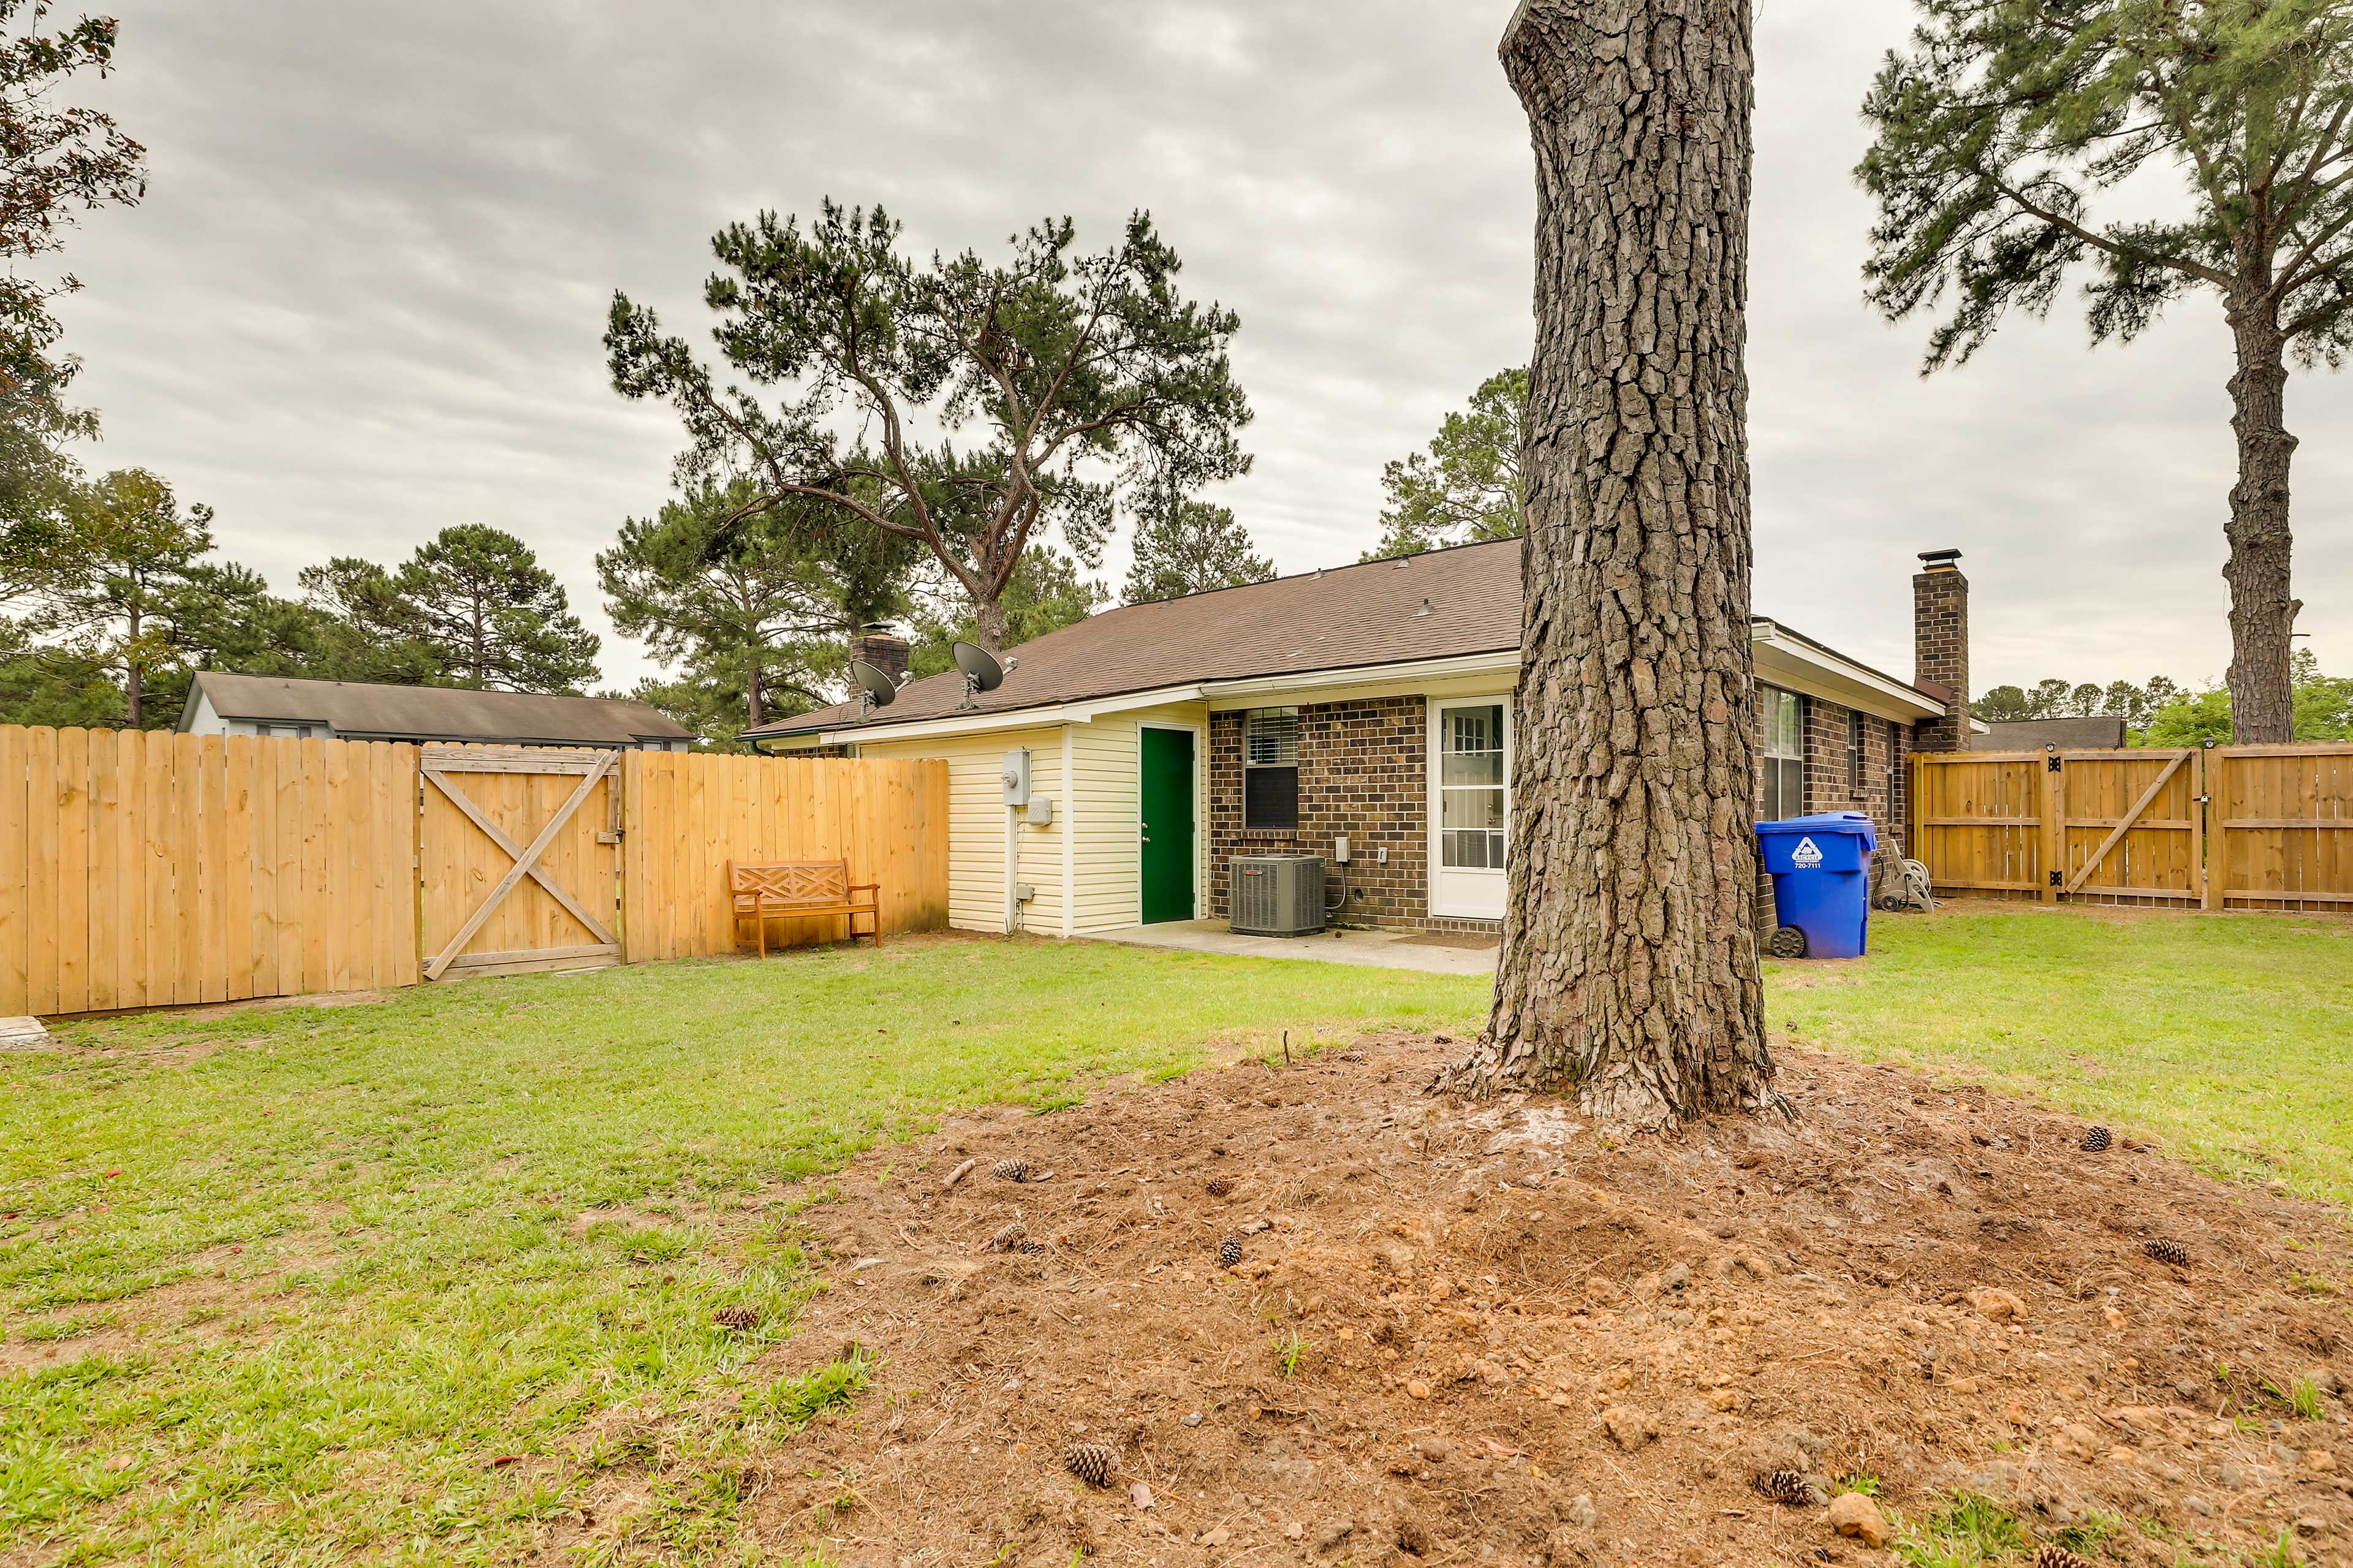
[1756,812,1877,960]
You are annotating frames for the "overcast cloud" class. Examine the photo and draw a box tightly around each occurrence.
[51,0,2352,697]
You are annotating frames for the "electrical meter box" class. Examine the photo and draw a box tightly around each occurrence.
[1001,748,1031,806]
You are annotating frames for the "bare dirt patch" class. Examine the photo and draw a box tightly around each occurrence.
[717,1034,2353,1567]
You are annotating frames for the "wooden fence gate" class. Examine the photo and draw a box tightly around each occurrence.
[417,745,623,980]
[1910,742,2353,912]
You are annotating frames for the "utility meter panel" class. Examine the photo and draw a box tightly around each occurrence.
[1001,748,1031,806]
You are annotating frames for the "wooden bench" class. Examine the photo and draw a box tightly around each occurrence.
[728,860,882,955]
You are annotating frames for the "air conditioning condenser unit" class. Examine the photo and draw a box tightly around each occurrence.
[1230,854,1325,937]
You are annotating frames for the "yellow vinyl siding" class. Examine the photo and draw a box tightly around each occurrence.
[1069,703,1207,932]
[854,727,1064,933]
[852,700,1205,936]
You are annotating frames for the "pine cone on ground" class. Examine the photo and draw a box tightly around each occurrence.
[986,1221,1028,1253]
[2080,1126,2113,1153]
[2032,1545,2094,1568]
[1751,1470,1814,1506]
[2143,1238,2190,1267]
[1206,1176,1233,1199]
[710,1306,759,1332]
[1064,1441,1115,1488]
[993,1157,1032,1183]
[1218,1236,1243,1270]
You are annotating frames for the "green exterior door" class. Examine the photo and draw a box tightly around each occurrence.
[1139,727,1195,924]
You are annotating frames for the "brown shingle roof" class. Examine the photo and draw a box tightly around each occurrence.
[186,672,692,745]
[746,538,1531,740]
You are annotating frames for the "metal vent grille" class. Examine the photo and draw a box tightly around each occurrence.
[1231,853,1325,937]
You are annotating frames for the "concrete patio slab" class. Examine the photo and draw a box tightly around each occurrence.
[1087,918,1498,977]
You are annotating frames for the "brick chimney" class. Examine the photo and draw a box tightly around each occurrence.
[1912,548,1969,752]
[851,627,909,682]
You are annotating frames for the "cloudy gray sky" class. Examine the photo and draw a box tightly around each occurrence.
[53,0,2352,697]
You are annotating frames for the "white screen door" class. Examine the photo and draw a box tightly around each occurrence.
[1430,699,1510,919]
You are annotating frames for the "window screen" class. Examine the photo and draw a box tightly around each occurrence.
[1847,710,1866,791]
[1243,708,1299,830]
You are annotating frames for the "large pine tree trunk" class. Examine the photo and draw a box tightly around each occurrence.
[2222,297,2300,744]
[973,594,1009,655]
[1434,0,1776,1126]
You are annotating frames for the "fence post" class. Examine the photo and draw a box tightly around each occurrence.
[2040,752,2063,904]
[2200,747,2221,912]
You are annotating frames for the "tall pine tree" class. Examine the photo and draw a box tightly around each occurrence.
[1859,0,2353,742]
[332,525,602,693]
[1435,0,1775,1125]
[1121,501,1272,603]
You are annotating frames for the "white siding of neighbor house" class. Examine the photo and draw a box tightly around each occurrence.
[852,700,1208,935]
[180,690,330,741]
[854,725,1066,934]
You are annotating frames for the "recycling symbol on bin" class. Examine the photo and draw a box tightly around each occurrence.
[1790,836,1824,869]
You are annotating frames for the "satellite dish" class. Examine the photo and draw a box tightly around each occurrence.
[952,640,1007,708]
[952,642,1006,691]
[849,660,898,715]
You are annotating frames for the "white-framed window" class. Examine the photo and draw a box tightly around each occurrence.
[1242,708,1299,830]
[1438,703,1507,871]
[1760,686,1803,820]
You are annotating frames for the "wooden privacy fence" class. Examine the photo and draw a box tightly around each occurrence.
[1909,742,2353,912]
[621,751,947,963]
[0,727,949,1017]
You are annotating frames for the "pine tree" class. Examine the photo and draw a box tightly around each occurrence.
[1121,501,1272,603]
[383,525,600,693]
[1363,367,1526,561]
[606,204,1251,653]
[908,547,1105,678]
[1859,0,2353,741]
[598,479,888,734]
[1434,0,1776,1126]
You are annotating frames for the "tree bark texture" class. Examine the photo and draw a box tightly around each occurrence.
[2223,291,2300,744]
[974,594,1008,655]
[1434,0,1776,1126]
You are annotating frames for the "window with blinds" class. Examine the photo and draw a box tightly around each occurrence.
[1243,708,1300,830]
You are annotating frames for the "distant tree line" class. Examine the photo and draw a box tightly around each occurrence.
[1978,653,2353,745]
[2,491,607,729]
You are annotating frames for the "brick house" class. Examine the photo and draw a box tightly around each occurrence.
[745,540,1972,936]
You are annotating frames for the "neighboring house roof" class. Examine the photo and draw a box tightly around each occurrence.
[183,673,694,746]
[744,537,1949,744]
[1971,716,2127,751]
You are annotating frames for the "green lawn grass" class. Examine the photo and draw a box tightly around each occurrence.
[0,935,1485,1564]
[1769,905,2353,1206]
[5,909,2348,1564]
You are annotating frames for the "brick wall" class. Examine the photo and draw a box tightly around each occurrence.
[1208,696,1457,931]
[1204,689,1923,932]
[1800,697,1909,879]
